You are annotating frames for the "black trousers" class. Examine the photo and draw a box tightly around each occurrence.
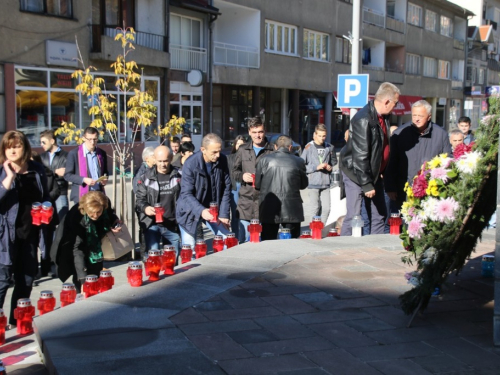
[0,232,39,325]
[261,223,301,241]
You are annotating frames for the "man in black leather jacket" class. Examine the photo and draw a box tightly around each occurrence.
[339,82,400,235]
[40,130,68,220]
[255,135,308,240]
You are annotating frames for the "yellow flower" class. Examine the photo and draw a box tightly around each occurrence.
[405,185,414,199]
[425,179,440,197]
[428,156,441,169]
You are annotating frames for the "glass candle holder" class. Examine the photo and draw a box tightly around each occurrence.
[310,216,324,240]
[37,290,56,315]
[225,233,238,249]
[195,240,207,259]
[145,250,162,281]
[248,219,262,243]
[162,247,176,275]
[60,283,77,307]
[213,235,224,252]
[13,298,35,335]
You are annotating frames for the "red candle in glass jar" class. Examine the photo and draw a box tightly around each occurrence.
[299,230,312,239]
[40,201,54,224]
[154,203,165,224]
[389,213,402,235]
[82,275,100,298]
[251,173,256,188]
[31,202,42,226]
[209,202,218,223]
[37,290,56,315]
[13,298,35,335]
[162,247,176,275]
[248,219,262,243]
[213,235,224,252]
[225,233,238,249]
[180,245,193,264]
[0,309,7,345]
[328,228,339,237]
[145,250,162,281]
[310,216,324,240]
[127,261,143,286]
[60,283,77,307]
[195,240,207,259]
[99,270,114,292]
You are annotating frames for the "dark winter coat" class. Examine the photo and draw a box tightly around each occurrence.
[50,202,118,282]
[41,148,68,194]
[339,100,390,193]
[175,151,231,236]
[255,148,308,224]
[135,166,181,230]
[232,140,274,221]
[0,161,51,266]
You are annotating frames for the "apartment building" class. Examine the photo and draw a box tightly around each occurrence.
[0,0,472,155]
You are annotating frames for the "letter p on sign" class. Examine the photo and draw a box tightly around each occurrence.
[336,74,369,108]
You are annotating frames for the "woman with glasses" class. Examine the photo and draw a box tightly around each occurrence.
[0,131,52,328]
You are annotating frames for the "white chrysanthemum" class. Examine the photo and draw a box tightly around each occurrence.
[439,155,453,169]
[456,151,482,174]
[421,197,439,221]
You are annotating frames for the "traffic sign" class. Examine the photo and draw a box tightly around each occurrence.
[337,74,369,108]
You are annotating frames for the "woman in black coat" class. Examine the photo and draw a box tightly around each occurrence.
[51,191,121,292]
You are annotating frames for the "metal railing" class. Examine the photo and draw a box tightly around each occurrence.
[363,7,385,28]
[386,15,405,33]
[104,27,166,52]
[170,44,207,72]
[453,39,465,50]
[214,42,259,68]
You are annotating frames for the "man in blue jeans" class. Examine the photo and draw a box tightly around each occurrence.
[136,146,181,257]
[176,133,231,249]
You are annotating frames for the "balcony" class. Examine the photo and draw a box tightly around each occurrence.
[363,7,385,28]
[385,70,404,84]
[214,42,259,69]
[363,65,385,82]
[386,15,405,33]
[453,39,465,50]
[452,80,463,89]
[170,44,207,72]
[104,27,166,52]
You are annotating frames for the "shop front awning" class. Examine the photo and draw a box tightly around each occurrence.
[333,92,422,116]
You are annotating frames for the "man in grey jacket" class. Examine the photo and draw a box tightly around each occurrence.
[301,124,337,223]
[385,100,452,212]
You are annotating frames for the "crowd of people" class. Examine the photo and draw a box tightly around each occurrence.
[0,82,478,329]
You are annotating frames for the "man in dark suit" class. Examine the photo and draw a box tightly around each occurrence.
[40,129,68,220]
[64,127,108,203]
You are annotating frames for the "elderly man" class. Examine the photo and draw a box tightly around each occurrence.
[64,127,108,203]
[132,146,155,193]
[449,128,465,151]
[255,135,308,240]
[136,146,181,255]
[385,100,452,212]
[176,133,231,248]
[339,82,400,236]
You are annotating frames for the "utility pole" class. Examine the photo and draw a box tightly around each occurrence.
[350,0,362,118]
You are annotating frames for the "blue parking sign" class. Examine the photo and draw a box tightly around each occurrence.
[337,74,369,108]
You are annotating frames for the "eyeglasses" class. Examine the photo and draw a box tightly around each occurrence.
[389,99,399,106]
[85,137,98,143]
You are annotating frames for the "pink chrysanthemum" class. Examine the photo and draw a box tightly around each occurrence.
[434,197,459,222]
[412,174,428,198]
[408,217,426,239]
[430,167,449,183]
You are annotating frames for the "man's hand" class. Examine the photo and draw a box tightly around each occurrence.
[387,192,397,201]
[364,189,376,198]
[325,164,333,172]
[83,177,96,186]
[219,217,230,229]
[201,209,213,221]
[317,163,326,170]
[55,167,65,177]
[100,176,108,186]
[145,206,156,216]
[242,173,254,183]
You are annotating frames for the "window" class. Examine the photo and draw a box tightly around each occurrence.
[335,37,352,64]
[478,68,486,84]
[438,60,450,79]
[423,57,437,77]
[406,53,421,75]
[303,29,329,62]
[170,82,203,138]
[20,0,72,17]
[425,10,437,32]
[170,14,202,48]
[466,66,477,84]
[407,3,422,27]
[265,20,297,55]
[440,16,453,37]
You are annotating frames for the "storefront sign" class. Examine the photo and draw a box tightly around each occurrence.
[46,41,78,67]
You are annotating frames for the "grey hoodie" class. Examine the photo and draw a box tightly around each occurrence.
[301,141,338,189]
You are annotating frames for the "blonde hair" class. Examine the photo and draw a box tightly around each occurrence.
[79,191,108,215]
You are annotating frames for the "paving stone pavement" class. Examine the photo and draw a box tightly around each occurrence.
[2,229,499,374]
